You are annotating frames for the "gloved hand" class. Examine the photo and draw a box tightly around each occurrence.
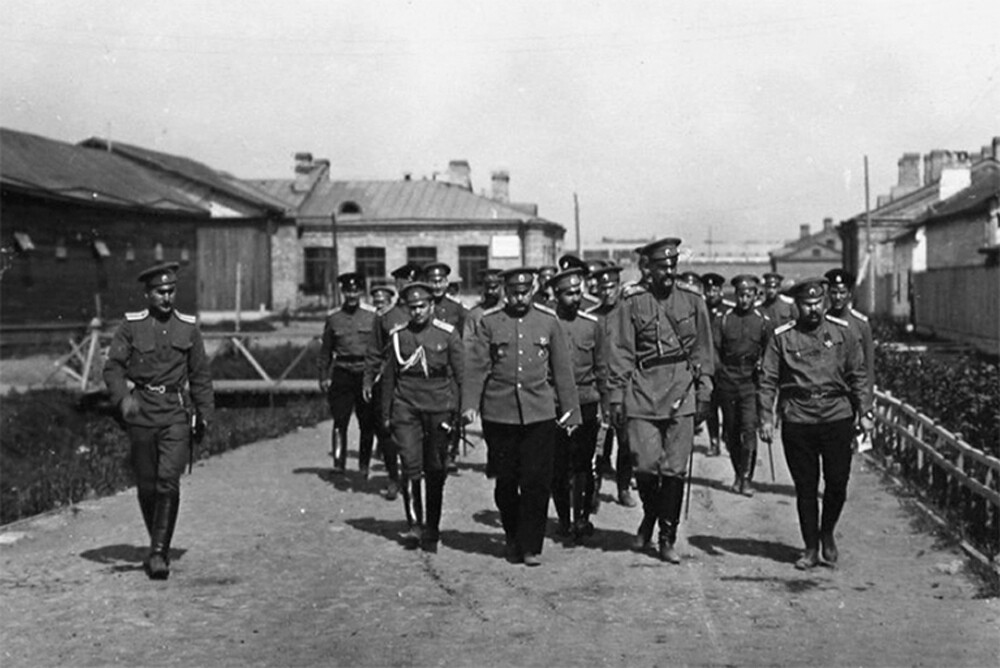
[609,403,624,429]
[192,412,208,442]
[120,394,139,418]
[759,421,774,444]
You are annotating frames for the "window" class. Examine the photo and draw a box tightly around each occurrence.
[339,201,362,215]
[458,245,489,291]
[407,246,437,267]
[180,244,190,264]
[355,247,385,283]
[812,248,821,257]
[125,243,136,263]
[303,247,335,294]
[13,232,34,252]
[154,242,164,261]
[55,237,67,261]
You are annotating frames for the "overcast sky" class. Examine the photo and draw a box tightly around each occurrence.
[2,0,997,253]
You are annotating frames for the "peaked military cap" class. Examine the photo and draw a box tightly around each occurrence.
[400,281,434,303]
[480,268,503,286]
[537,265,557,280]
[421,262,451,279]
[549,267,586,293]
[638,237,682,263]
[731,274,760,290]
[557,254,588,273]
[499,267,536,287]
[138,262,180,288]
[789,277,828,302]
[592,264,623,286]
[391,263,421,281]
[337,272,365,291]
[370,282,396,298]
[679,271,702,286]
[762,272,784,287]
[701,272,725,288]
[824,268,855,288]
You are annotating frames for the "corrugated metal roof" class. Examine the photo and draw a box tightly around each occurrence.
[0,127,206,213]
[79,137,284,213]
[297,178,551,223]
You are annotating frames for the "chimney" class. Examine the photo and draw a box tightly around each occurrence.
[823,217,834,232]
[491,170,510,203]
[293,152,315,193]
[924,149,951,185]
[939,166,971,201]
[993,136,1000,159]
[447,160,472,190]
[897,153,921,188]
[799,224,810,239]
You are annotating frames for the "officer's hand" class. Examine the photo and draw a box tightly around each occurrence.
[695,400,712,426]
[462,408,478,426]
[859,413,875,433]
[609,403,624,429]
[120,394,138,418]
[362,386,372,403]
[383,418,392,432]
[563,424,578,437]
[318,379,330,393]
[193,413,208,442]
[759,422,774,444]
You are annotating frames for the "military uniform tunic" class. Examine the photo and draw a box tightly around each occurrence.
[759,294,798,327]
[831,307,875,400]
[432,294,467,332]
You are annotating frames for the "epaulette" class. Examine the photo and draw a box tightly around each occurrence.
[621,284,647,298]
[533,303,557,317]
[482,304,504,317]
[327,306,342,316]
[723,298,736,308]
[850,308,869,323]
[825,314,849,327]
[578,310,598,322]
[582,293,600,304]
[774,321,795,336]
[389,321,408,336]
[754,309,769,320]
[723,307,735,317]
[432,318,455,333]
[360,302,377,312]
[445,294,463,304]
[174,311,197,324]
[125,309,149,321]
[677,283,700,295]
[779,294,795,304]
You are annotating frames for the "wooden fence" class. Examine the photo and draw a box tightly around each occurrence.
[204,331,322,394]
[873,388,999,557]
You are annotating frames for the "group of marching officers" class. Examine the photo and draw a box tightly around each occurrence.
[317,236,876,570]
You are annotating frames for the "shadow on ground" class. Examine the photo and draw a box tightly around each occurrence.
[689,474,796,498]
[80,544,188,572]
[292,466,390,497]
[686,534,801,564]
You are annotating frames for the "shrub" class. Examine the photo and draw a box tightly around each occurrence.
[209,342,320,381]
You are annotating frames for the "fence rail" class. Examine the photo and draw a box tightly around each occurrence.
[872,388,999,556]
[203,331,322,394]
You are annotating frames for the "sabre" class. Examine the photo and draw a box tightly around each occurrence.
[767,439,776,482]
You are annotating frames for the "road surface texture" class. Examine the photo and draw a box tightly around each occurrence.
[2,420,997,667]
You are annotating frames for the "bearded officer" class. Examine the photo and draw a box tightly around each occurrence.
[463,268,581,567]
[318,272,378,475]
[381,282,464,552]
[103,262,214,580]
[606,238,714,563]
[548,267,606,544]
[758,277,873,570]
[713,275,771,496]
[759,272,798,326]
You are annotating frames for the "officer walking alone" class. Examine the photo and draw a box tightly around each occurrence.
[103,262,214,580]
[758,277,874,570]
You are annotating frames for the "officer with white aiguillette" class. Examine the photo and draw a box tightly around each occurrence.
[103,262,214,580]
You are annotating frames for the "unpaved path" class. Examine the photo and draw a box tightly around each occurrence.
[1,421,997,667]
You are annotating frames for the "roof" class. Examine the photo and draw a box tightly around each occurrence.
[296,178,555,224]
[0,127,206,214]
[248,179,313,210]
[918,161,1000,223]
[79,137,285,214]
[769,225,840,260]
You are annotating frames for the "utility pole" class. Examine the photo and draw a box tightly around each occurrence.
[864,156,875,313]
[574,192,581,256]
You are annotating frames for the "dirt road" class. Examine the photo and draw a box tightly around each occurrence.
[1,421,997,666]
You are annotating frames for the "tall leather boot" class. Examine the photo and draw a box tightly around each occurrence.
[571,472,594,544]
[728,437,743,492]
[138,489,156,539]
[423,472,446,552]
[632,475,657,552]
[551,472,572,541]
[357,428,375,479]
[739,446,756,497]
[657,476,684,564]
[400,479,424,550]
[331,429,348,473]
[146,492,179,580]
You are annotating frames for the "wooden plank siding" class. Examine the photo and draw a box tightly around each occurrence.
[912,266,999,354]
[196,220,272,311]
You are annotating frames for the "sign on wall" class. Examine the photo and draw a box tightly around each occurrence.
[490,235,521,259]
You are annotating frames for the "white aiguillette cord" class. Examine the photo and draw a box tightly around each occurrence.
[393,332,428,377]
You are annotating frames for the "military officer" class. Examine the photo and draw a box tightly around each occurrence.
[701,272,730,457]
[677,271,704,297]
[758,277,873,570]
[588,264,636,507]
[584,258,607,297]
[606,238,714,563]
[103,262,214,580]
[363,263,422,500]
[380,282,464,552]
[318,272,378,475]
[548,267,606,544]
[824,268,875,401]
[759,272,798,326]
[370,282,396,312]
[557,254,601,309]
[714,275,772,496]
[462,268,581,567]
[532,265,558,308]
[463,267,503,341]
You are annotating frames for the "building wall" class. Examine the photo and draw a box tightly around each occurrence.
[271,223,301,311]
[925,214,992,269]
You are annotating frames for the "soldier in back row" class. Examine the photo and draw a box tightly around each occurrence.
[700,272,730,457]
[759,272,798,326]
[462,267,503,342]
[824,268,875,402]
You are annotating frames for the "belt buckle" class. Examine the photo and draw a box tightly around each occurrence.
[147,384,166,394]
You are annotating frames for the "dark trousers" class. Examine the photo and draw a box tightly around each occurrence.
[390,402,451,480]
[552,403,599,526]
[719,383,759,479]
[782,419,854,550]
[600,421,633,493]
[327,367,376,466]
[128,422,190,495]
[483,419,558,556]
[706,388,721,442]
[372,381,399,481]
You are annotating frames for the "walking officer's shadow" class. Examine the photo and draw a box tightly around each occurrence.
[80,544,187,572]
[686,534,801,564]
[346,514,505,558]
[292,464,390,498]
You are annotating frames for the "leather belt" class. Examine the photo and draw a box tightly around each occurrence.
[401,369,449,379]
[335,354,365,363]
[142,384,182,394]
[785,388,845,400]
[638,353,686,370]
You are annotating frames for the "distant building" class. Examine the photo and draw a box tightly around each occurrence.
[767,218,842,282]
[253,158,566,309]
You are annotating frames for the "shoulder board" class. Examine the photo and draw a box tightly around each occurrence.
[774,321,795,336]
[578,310,599,322]
[825,314,849,327]
[482,304,504,317]
[389,322,408,336]
[125,309,149,321]
[432,318,455,333]
[582,293,600,304]
[360,302,377,312]
[676,283,699,295]
[533,303,557,317]
[850,308,869,323]
[621,284,647,298]
[722,298,736,307]
[445,294,463,304]
[723,307,735,317]
[326,306,342,316]
[754,309,769,320]
[779,294,795,304]
[174,311,197,325]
